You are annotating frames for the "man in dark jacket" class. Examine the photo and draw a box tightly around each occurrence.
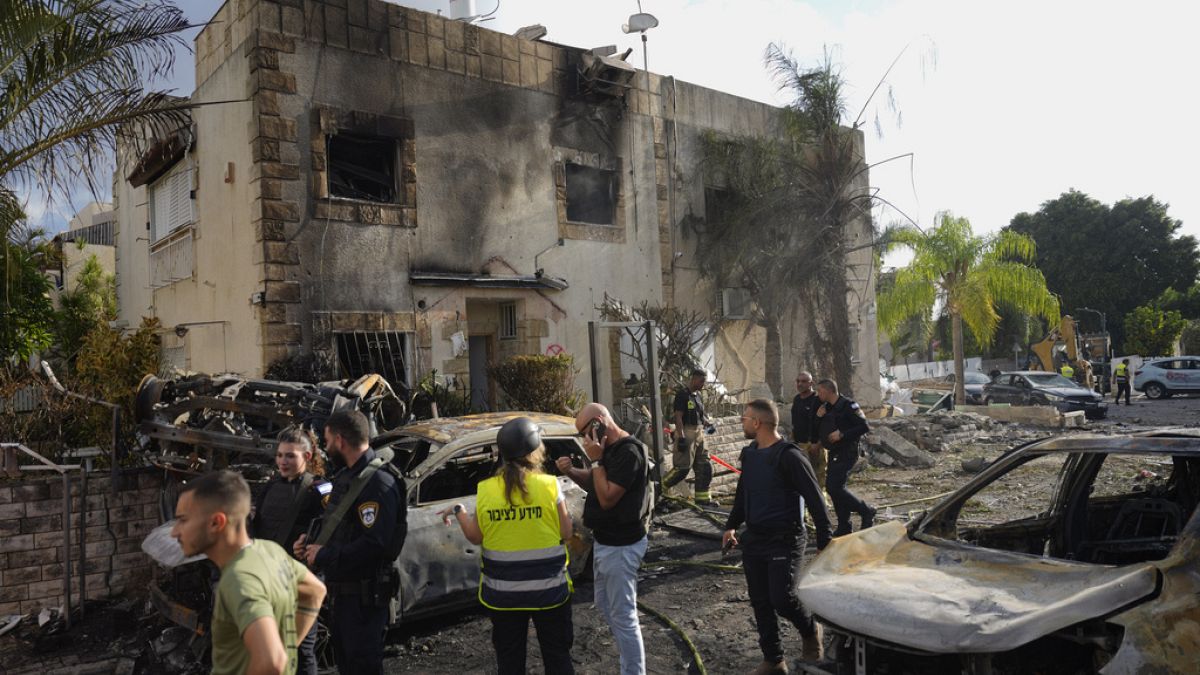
[295,411,406,675]
[815,378,875,537]
[790,370,825,489]
[723,399,832,672]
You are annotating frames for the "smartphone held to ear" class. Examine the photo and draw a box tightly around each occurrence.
[587,418,606,444]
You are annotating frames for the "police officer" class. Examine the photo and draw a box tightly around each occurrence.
[442,417,575,675]
[790,370,825,489]
[815,378,875,537]
[665,369,716,506]
[250,427,330,675]
[1113,358,1133,405]
[723,399,832,672]
[295,410,406,675]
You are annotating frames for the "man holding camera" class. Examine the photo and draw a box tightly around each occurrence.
[664,369,717,507]
[557,402,652,675]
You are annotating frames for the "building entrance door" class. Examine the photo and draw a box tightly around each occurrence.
[468,334,492,411]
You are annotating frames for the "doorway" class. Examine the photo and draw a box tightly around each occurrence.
[468,334,494,411]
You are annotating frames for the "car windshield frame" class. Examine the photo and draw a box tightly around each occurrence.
[1026,373,1078,388]
[963,372,990,385]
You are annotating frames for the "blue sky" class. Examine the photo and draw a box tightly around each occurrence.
[31,0,1200,253]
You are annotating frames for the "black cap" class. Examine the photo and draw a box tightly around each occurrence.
[497,417,541,460]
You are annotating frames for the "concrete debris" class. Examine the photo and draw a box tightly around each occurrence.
[866,427,936,468]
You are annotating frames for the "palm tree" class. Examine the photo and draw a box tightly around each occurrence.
[878,212,1059,404]
[0,0,190,360]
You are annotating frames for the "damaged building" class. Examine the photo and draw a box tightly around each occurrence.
[112,0,881,405]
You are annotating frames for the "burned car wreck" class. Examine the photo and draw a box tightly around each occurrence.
[134,372,406,474]
[798,432,1200,674]
[142,406,594,666]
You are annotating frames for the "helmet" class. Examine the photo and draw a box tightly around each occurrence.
[497,417,541,460]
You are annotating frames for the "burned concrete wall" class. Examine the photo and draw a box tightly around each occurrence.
[0,471,162,615]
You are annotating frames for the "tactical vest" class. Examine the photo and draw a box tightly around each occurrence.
[741,442,804,533]
[476,473,571,611]
[1115,363,1129,381]
[1061,365,1075,378]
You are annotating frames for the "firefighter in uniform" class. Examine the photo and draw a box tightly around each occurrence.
[295,411,406,675]
[665,369,717,506]
[1113,358,1133,405]
[815,378,875,537]
[443,417,575,675]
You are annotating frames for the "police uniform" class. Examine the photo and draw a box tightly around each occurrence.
[665,386,714,501]
[1114,361,1132,405]
[477,472,573,674]
[1060,363,1076,380]
[313,449,405,675]
[251,472,331,675]
[817,395,875,536]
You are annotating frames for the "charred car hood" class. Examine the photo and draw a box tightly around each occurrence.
[798,521,1160,653]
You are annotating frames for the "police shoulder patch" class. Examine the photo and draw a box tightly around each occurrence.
[322,494,331,507]
[316,482,333,495]
[358,501,380,528]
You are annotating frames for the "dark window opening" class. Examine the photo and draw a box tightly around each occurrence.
[335,331,410,390]
[327,133,397,202]
[704,187,738,226]
[565,163,616,225]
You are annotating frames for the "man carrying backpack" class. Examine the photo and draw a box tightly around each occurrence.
[295,410,406,675]
[722,399,833,673]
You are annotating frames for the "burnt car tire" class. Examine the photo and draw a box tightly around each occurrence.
[1143,382,1168,400]
[135,375,166,423]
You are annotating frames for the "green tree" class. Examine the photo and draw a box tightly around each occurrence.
[1009,190,1198,351]
[1180,320,1200,355]
[1157,283,1200,320]
[0,224,56,360]
[696,47,886,396]
[878,212,1059,404]
[55,252,117,364]
[1122,306,1186,357]
[1,0,190,361]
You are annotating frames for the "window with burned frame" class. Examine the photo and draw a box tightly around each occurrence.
[565,163,617,225]
[326,133,400,203]
[335,331,412,390]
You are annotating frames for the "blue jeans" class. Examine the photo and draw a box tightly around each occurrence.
[593,537,648,675]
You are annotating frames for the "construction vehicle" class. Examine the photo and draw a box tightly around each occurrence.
[1029,315,1099,390]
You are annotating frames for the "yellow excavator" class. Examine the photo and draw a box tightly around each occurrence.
[1029,315,1096,390]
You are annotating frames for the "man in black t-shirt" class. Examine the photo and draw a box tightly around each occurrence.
[557,402,650,674]
[664,369,716,507]
[815,378,875,537]
[790,370,825,489]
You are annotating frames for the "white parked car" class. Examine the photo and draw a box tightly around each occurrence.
[1133,357,1200,399]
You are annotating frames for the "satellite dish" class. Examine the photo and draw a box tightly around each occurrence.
[622,12,659,33]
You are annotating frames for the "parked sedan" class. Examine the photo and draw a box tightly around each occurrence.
[370,412,594,623]
[983,370,1108,419]
[942,371,992,405]
[1134,356,1200,399]
[798,432,1200,674]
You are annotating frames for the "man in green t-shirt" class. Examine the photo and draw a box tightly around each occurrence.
[173,471,327,675]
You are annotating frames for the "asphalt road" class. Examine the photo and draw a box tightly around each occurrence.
[1095,390,1200,428]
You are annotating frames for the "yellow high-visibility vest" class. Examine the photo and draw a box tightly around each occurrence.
[475,473,571,611]
[1060,364,1075,378]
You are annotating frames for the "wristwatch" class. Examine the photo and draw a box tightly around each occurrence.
[453,504,464,515]
[590,458,604,470]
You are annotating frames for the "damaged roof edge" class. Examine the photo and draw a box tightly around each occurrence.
[409,271,568,291]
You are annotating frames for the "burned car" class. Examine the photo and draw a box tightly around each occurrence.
[371,412,594,622]
[135,372,406,474]
[798,432,1200,674]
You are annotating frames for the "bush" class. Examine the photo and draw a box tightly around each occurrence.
[489,354,584,416]
[265,352,334,383]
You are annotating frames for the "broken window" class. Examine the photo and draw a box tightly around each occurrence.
[543,438,586,475]
[327,133,398,202]
[939,453,1068,555]
[417,443,498,504]
[499,302,518,340]
[565,163,616,225]
[335,331,411,390]
[704,187,738,226]
[720,288,752,319]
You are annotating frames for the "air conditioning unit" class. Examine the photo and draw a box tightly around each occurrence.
[721,288,752,319]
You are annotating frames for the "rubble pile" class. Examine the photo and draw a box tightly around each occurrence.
[865,410,1047,468]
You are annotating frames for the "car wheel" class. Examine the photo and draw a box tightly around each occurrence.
[1144,382,1167,400]
[983,396,994,406]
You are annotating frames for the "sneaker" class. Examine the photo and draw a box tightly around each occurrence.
[751,660,789,674]
[861,506,877,530]
[801,623,823,662]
